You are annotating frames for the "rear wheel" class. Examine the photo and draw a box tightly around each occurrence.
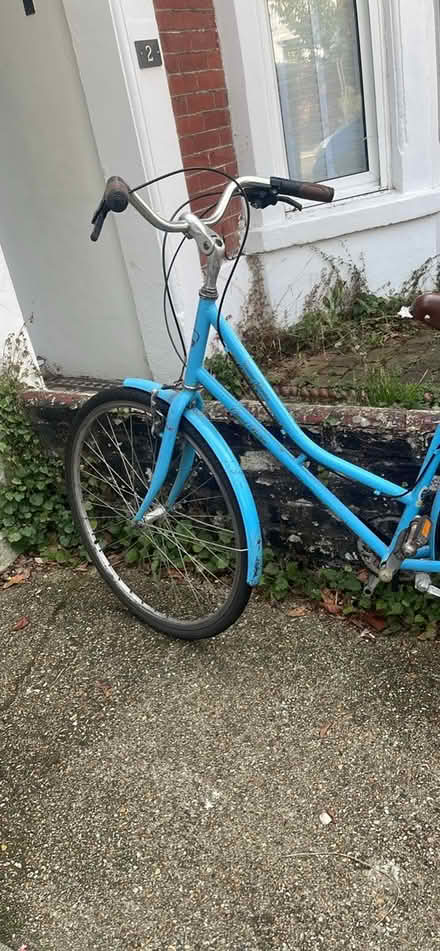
[65,387,251,640]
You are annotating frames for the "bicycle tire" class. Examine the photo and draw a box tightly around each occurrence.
[65,387,251,640]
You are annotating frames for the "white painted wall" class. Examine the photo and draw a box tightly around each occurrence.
[0,248,24,359]
[0,247,41,385]
[0,0,153,381]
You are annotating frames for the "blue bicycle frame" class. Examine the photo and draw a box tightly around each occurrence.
[125,297,440,586]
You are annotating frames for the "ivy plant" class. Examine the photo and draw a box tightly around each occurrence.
[0,372,79,561]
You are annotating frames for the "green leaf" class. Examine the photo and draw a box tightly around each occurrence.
[264,562,280,577]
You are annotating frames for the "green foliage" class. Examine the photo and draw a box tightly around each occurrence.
[259,547,440,635]
[361,367,426,409]
[205,352,244,398]
[0,372,79,558]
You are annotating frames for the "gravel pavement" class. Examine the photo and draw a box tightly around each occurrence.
[1,567,440,951]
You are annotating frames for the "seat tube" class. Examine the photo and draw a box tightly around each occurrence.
[184,298,216,387]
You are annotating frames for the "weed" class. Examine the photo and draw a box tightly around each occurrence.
[360,367,426,409]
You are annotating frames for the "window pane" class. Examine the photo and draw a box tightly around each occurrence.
[268,0,368,182]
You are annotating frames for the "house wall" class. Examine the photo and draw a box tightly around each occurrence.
[0,0,151,382]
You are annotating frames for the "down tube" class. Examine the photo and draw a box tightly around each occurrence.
[197,368,388,561]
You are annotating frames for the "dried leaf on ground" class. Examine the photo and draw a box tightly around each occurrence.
[362,612,386,632]
[319,722,334,738]
[321,589,342,616]
[2,570,30,589]
[287,605,309,618]
[11,615,30,632]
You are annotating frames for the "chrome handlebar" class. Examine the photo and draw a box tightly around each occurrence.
[128,176,271,234]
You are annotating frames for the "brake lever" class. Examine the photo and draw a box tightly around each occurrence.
[279,195,303,212]
[90,197,109,242]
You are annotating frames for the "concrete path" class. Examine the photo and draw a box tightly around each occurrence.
[1,568,440,950]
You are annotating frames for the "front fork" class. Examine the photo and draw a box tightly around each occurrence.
[133,387,201,522]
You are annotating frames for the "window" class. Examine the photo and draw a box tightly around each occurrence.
[267,0,379,191]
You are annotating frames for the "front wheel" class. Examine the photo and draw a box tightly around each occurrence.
[65,387,251,640]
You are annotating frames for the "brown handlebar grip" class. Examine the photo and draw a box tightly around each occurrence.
[104,176,130,213]
[270,176,334,203]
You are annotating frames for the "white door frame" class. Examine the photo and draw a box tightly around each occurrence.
[62,0,201,381]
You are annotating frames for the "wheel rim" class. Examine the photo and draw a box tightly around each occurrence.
[71,400,246,627]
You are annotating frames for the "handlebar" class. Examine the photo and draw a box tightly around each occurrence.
[270,176,334,203]
[90,172,335,241]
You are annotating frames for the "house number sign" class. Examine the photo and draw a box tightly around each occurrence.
[135,39,162,69]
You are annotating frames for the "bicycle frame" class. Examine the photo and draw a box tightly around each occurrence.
[125,297,440,584]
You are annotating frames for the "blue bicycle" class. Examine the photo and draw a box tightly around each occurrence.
[66,170,440,640]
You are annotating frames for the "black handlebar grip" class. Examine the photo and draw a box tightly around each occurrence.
[104,176,130,213]
[270,176,334,203]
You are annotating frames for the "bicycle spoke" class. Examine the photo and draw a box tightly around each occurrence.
[70,396,248,632]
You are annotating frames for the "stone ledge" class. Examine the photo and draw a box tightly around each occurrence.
[20,385,440,561]
[21,385,440,436]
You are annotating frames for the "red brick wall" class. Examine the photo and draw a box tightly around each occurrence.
[153,0,240,252]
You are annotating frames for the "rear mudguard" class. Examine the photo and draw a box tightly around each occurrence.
[124,377,263,585]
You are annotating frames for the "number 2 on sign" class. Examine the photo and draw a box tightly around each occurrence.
[145,44,154,62]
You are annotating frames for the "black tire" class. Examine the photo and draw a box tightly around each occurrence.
[65,387,251,640]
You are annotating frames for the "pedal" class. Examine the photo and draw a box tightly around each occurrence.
[415,572,440,599]
[379,518,432,583]
[402,516,432,556]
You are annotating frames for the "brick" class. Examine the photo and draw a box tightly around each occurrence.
[154,0,214,9]
[156,9,216,30]
[207,145,236,166]
[160,32,190,53]
[206,49,222,70]
[218,126,233,146]
[197,69,225,92]
[190,29,219,52]
[167,72,199,96]
[176,113,205,136]
[181,129,221,156]
[186,90,215,113]
[175,51,209,72]
[196,170,223,191]
[172,95,188,116]
[203,108,230,131]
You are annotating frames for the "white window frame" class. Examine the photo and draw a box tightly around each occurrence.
[264,0,388,203]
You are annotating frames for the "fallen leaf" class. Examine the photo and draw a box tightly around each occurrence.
[319,722,334,738]
[12,616,30,632]
[2,571,29,590]
[362,612,386,632]
[319,810,333,826]
[321,589,342,616]
[1,843,7,851]
[287,605,308,617]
